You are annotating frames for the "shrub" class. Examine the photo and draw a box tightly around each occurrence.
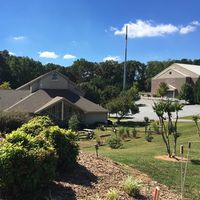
[145,133,154,142]
[18,116,54,135]
[122,176,141,197]
[0,116,79,197]
[118,127,125,139]
[98,125,105,131]
[68,114,80,131]
[125,127,130,138]
[151,121,160,134]
[108,136,123,149]
[106,188,118,200]
[41,126,79,170]
[0,112,31,134]
[0,140,57,196]
[131,128,137,138]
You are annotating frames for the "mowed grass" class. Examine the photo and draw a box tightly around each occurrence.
[79,122,200,200]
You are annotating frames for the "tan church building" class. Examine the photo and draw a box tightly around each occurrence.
[151,63,200,98]
[0,71,108,125]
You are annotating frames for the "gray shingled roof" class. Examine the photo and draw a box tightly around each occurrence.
[3,89,107,113]
[0,90,30,110]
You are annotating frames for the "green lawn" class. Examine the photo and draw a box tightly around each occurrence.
[180,115,194,120]
[79,122,200,200]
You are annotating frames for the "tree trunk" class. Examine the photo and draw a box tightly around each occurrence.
[173,136,177,157]
[159,117,171,157]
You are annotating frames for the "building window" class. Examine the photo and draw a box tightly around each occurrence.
[169,71,172,75]
[52,73,58,80]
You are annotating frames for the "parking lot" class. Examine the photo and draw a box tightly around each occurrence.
[131,97,200,121]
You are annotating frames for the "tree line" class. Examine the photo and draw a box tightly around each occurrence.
[1,49,200,105]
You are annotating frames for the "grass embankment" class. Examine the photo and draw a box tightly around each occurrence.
[79,122,200,200]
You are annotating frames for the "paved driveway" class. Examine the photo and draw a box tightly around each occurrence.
[131,98,200,121]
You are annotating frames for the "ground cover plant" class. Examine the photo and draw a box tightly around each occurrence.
[80,122,200,200]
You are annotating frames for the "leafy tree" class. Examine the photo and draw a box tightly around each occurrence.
[106,88,139,123]
[68,114,80,131]
[179,83,194,104]
[194,77,200,104]
[153,100,183,157]
[0,50,11,83]
[157,82,168,97]
[79,82,100,104]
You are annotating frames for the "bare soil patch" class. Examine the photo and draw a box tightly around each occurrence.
[155,155,189,162]
[45,152,182,200]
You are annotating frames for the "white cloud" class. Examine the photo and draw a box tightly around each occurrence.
[179,25,196,34]
[9,51,16,56]
[180,21,200,34]
[112,19,200,38]
[13,36,26,41]
[191,21,200,26]
[103,56,120,62]
[63,54,76,59]
[38,51,59,59]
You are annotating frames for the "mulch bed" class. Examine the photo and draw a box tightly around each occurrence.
[46,152,182,200]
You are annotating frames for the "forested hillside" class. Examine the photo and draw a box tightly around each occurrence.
[1,49,200,105]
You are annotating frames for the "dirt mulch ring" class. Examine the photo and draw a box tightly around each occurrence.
[155,155,189,162]
[45,152,182,200]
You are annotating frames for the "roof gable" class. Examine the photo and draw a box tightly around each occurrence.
[153,63,200,79]
[16,70,84,96]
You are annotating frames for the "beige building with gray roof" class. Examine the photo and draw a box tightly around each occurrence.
[0,71,108,125]
[151,63,200,98]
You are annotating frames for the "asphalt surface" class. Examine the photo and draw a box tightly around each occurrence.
[130,97,200,121]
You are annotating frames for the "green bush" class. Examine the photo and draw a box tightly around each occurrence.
[0,112,31,134]
[68,114,80,131]
[106,188,118,200]
[125,127,130,138]
[108,136,123,149]
[0,140,57,195]
[0,116,79,197]
[122,176,141,197]
[131,128,137,138]
[41,126,79,170]
[18,116,54,135]
[151,121,160,134]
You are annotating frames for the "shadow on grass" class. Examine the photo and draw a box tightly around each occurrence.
[191,159,200,165]
[117,121,146,128]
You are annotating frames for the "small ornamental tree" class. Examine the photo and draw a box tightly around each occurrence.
[106,95,139,123]
[179,83,194,104]
[157,82,168,97]
[192,115,200,137]
[153,100,183,157]
[106,85,140,123]
[68,114,80,131]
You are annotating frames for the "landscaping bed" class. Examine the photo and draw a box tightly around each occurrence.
[47,152,181,200]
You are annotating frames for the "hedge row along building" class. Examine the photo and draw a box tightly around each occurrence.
[151,63,200,98]
[0,71,108,125]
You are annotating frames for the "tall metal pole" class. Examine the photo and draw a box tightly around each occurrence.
[123,25,128,90]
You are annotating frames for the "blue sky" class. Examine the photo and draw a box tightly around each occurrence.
[0,0,200,66]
